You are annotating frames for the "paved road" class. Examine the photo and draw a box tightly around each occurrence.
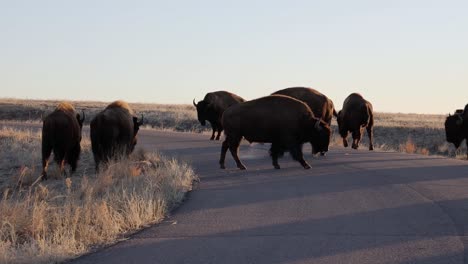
[3,122,468,263]
[70,129,468,264]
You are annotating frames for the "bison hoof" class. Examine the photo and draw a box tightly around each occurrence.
[303,164,311,169]
[210,137,215,140]
[369,145,374,151]
[238,165,247,170]
[320,152,326,156]
[273,165,281,169]
[220,164,226,169]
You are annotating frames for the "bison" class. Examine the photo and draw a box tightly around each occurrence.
[337,93,374,150]
[90,100,144,171]
[193,91,245,140]
[272,87,337,155]
[41,102,85,180]
[219,95,331,170]
[445,104,468,159]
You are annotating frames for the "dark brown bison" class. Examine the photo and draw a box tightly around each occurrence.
[90,101,144,171]
[41,102,85,180]
[220,95,331,170]
[193,91,245,140]
[272,87,337,155]
[445,104,468,159]
[337,93,374,150]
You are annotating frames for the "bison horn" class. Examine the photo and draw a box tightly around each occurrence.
[193,99,197,107]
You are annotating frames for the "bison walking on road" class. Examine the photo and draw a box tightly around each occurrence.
[445,104,468,159]
[90,100,144,171]
[220,95,331,170]
[41,102,85,180]
[272,87,337,155]
[337,93,374,150]
[193,91,245,140]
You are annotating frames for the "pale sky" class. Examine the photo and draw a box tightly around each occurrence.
[1,0,467,114]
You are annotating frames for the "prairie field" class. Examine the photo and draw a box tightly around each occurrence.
[0,126,196,264]
[0,98,465,159]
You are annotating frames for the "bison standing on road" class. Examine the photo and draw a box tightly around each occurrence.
[272,87,337,155]
[90,100,144,171]
[41,102,85,180]
[220,95,331,170]
[193,91,245,140]
[337,93,374,150]
[445,104,468,159]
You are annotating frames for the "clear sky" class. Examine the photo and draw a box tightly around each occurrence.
[1,0,467,114]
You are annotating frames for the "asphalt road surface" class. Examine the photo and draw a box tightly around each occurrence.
[3,123,468,264]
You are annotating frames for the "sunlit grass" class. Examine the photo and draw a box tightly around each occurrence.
[0,127,196,264]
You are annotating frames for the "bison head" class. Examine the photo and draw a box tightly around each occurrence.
[310,119,331,154]
[445,114,464,148]
[131,114,144,151]
[76,110,85,129]
[193,98,210,126]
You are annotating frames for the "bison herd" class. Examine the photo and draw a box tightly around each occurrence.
[41,100,143,179]
[194,87,375,170]
[40,87,468,179]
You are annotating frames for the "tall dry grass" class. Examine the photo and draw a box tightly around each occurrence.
[0,127,196,264]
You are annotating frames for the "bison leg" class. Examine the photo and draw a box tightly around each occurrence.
[210,126,216,140]
[290,145,311,169]
[351,130,362,150]
[41,143,52,180]
[228,137,246,170]
[219,139,229,169]
[68,143,81,174]
[215,128,222,140]
[466,140,468,160]
[269,143,282,169]
[342,137,349,148]
[367,125,374,151]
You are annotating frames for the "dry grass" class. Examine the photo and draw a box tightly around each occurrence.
[0,98,204,132]
[0,127,196,264]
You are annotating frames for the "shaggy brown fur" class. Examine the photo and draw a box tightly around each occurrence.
[106,100,134,114]
[272,87,337,155]
[42,103,84,180]
[193,91,245,140]
[91,100,142,171]
[220,95,331,170]
[56,102,76,113]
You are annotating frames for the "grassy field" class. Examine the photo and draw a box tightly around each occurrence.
[0,98,465,159]
[0,127,196,264]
